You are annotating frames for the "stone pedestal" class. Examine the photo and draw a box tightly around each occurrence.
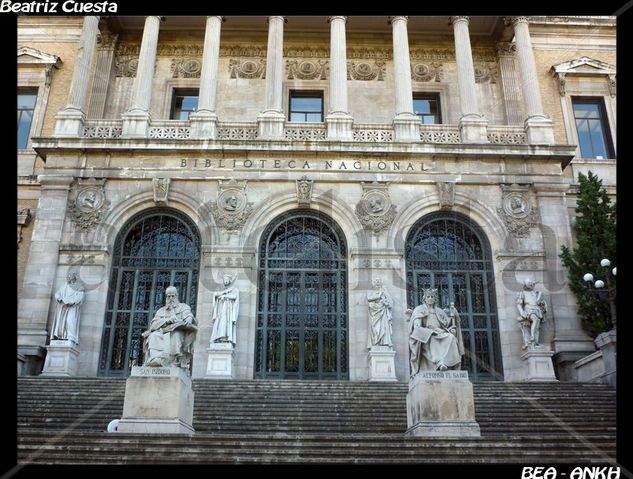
[205,342,234,379]
[122,110,151,138]
[190,111,218,139]
[406,370,480,437]
[594,329,616,388]
[257,111,285,140]
[368,346,397,382]
[459,116,489,143]
[521,345,558,382]
[326,114,353,141]
[525,116,555,145]
[40,340,79,377]
[393,114,420,142]
[54,109,85,137]
[117,366,195,435]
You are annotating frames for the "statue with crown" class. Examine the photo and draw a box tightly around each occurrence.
[407,288,465,375]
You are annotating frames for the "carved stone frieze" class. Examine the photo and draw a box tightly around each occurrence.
[347,48,391,60]
[411,62,443,82]
[496,42,516,56]
[152,178,170,205]
[229,59,266,79]
[114,56,138,77]
[497,185,538,237]
[171,58,202,78]
[474,62,498,83]
[284,47,329,58]
[355,182,397,234]
[296,176,314,205]
[97,33,119,50]
[286,59,328,80]
[68,178,110,231]
[220,46,267,58]
[347,61,385,81]
[437,182,455,209]
[209,179,254,231]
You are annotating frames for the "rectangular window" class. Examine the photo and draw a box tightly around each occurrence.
[413,93,441,124]
[289,91,323,122]
[572,98,614,159]
[170,89,199,120]
[18,90,37,149]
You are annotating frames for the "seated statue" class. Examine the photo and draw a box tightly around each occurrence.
[142,286,198,369]
[408,288,465,376]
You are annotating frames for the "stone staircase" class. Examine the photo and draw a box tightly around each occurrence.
[17,378,616,464]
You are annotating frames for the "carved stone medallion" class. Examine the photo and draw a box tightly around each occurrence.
[347,61,386,81]
[69,179,110,231]
[411,62,443,82]
[171,58,202,78]
[286,59,328,80]
[210,180,254,231]
[498,185,538,237]
[355,182,397,234]
[229,59,266,79]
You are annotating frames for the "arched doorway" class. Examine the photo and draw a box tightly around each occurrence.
[98,208,201,377]
[256,210,348,379]
[405,212,503,381]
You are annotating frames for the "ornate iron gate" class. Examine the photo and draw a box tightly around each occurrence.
[256,211,348,379]
[98,209,200,377]
[405,212,503,381]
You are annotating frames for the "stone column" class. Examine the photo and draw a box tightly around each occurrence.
[190,16,223,139]
[390,16,420,142]
[533,183,594,378]
[122,16,162,137]
[508,17,554,144]
[450,16,488,143]
[496,42,523,125]
[54,16,100,137]
[87,33,119,119]
[326,16,353,140]
[257,16,286,139]
[18,176,74,375]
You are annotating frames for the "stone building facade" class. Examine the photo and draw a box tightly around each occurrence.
[17,16,616,382]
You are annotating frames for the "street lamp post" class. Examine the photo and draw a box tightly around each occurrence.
[583,258,617,330]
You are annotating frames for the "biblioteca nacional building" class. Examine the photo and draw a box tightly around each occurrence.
[16,14,618,464]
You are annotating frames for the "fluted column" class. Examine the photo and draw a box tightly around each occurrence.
[508,16,554,144]
[450,16,488,143]
[496,42,522,125]
[326,16,353,140]
[54,16,100,137]
[390,16,420,142]
[122,16,162,137]
[190,16,223,139]
[87,33,119,119]
[258,16,286,139]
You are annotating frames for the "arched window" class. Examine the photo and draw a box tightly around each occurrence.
[405,212,503,381]
[98,209,200,377]
[256,210,348,379]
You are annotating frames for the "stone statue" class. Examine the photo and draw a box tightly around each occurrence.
[51,271,85,344]
[210,273,239,345]
[367,278,393,348]
[516,278,547,350]
[408,288,464,376]
[142,286,198,368]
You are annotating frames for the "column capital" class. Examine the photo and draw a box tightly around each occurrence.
[449,16,470,26]
[267,16,287,24]
[328,16,347,23]
[388,16,408,24]
[496,41,516,56]
[505,16,530,27]
[207,15,224,22]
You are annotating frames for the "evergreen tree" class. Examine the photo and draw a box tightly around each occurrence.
[560,171,616,337]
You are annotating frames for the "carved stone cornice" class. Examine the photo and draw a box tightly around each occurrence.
[550,57,616,97]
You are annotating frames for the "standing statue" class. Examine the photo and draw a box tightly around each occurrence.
[210,273,240,345]
[51,271,85,344]
[408,288,464,376]
[367,278,393,348]
[516,278,547,350]
[142,286,198,368]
